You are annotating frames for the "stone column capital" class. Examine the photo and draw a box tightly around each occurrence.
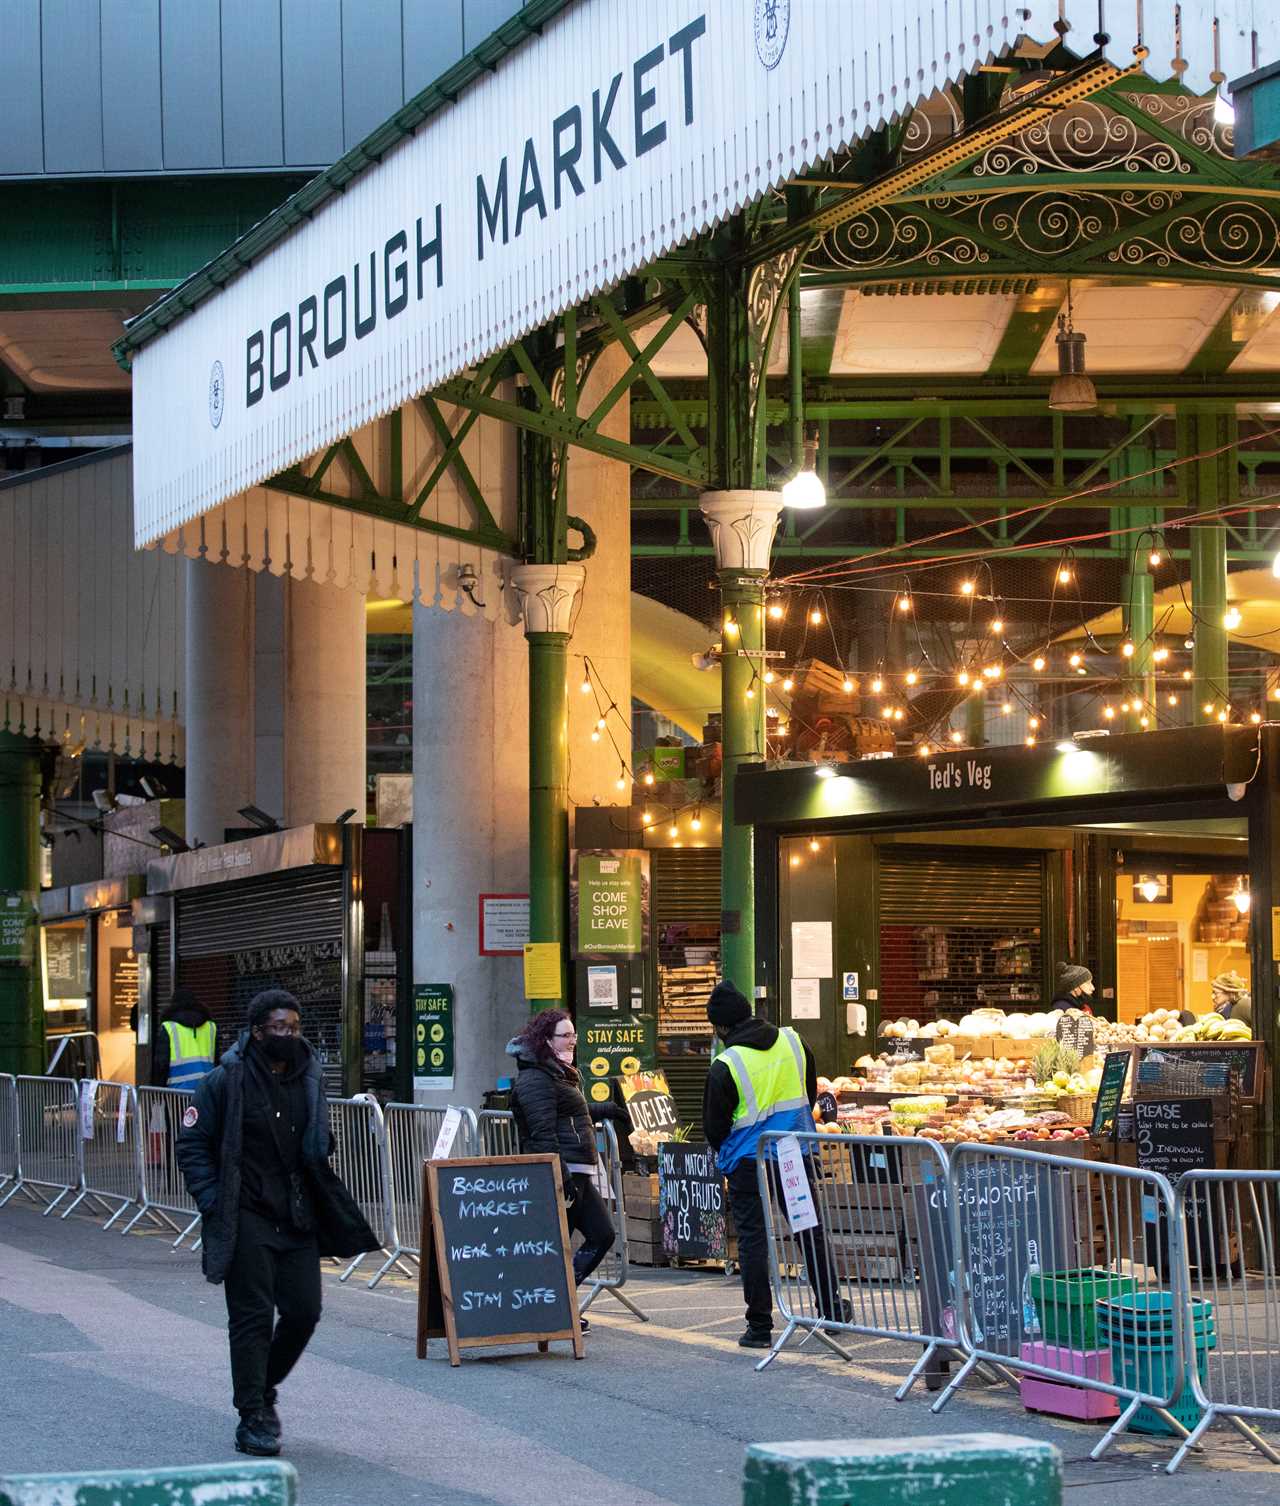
[699,490,784,573]
[509,563,586,637]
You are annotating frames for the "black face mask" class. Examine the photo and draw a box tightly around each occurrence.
[259,1034,307,1069]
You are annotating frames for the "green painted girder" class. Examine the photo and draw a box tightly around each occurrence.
[631,542,1280,562]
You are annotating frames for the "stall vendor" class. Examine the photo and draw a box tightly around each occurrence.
[1210,970,1253,1029]
[1051,962,1095,1015]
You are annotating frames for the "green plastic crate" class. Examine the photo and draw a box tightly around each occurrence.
[1029,1268,1138,1350]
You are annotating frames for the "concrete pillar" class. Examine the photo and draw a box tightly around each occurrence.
[411,596,530,1107]
[185,562,365,842]
[565,347,631,811]
[184,559,255,847]
[281,578,365,827]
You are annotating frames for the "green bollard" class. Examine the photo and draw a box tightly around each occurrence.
[743,1434,1062,1506]
[0,1462,297,1506]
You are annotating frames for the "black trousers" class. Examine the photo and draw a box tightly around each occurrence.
[223,1210,322,1415]
[725,1159,839,1335]
[566,1173,615,1285]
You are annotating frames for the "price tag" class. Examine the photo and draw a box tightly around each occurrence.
[774,1134,819,1233]
[429,1106,464,1160]
[1142,1194,1159,1225]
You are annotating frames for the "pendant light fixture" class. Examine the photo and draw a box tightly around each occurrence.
[1049,284,1096,414]
[782,427,826,509]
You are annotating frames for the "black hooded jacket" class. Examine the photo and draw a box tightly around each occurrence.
[701,1016,819,1153]
[175,1029,378,1283]
[506,1038,628,1181]
[151,994,217,1086]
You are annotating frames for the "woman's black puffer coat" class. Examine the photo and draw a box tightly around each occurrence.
[506,1038,597,1182]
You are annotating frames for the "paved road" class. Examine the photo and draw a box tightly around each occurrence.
[1,1198,1276,1505]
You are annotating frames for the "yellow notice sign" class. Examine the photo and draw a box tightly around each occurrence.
[1271,906,1280,957]
[523,942,562,999]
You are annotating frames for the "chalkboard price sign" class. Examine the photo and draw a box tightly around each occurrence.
[415,1154,584,1366]
[1090,1051,1131,1136]
[1133,1098,1216,1181]
[1055,1012,1096,1060]
[659,1143,728,1261]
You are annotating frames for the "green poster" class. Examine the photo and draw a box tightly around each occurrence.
[573,850,649,957]
[412,984,455,1090]
[580,1013,656,1104]
[0,893,37,965]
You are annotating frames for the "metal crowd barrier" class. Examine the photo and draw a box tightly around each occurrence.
[376,1103,480,1287]
[121,1087,201,1245]
[0,1073,16,1193]
[62,1080,140,1226]
[1168,1170,1280,1472]
[328,1095,405,1283]
[932,1141,1193,1462]
[477,1107,519,1155]
[578,1118,648,1322]
[0,1075,80,1214]
[755,1129,957,1391]
[46,1031,102,1081]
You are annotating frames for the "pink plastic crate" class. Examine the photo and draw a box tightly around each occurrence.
[1019,1343,1119,1421]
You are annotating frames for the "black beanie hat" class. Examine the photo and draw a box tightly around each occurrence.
[707,980,752,1030]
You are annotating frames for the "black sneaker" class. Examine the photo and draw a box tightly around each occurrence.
[259,1394,281,1441]
[738,1328,773,1349]
[578,1314,590,1334]
[235,1413,281,1457]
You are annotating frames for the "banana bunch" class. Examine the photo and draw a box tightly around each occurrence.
[1176,1011,1252,1043]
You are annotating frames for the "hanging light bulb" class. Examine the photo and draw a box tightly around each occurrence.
[782,428,826,509]
[1057,565,1074,586]
[1033,655,1047,672]
[870,676,883,694]
[957,670,970,687]
[1001,701,1013,715]
[1232,877,1251,914]
[745,682,756,700]
[690,811,702,831]
[880,705,893,719]
[643,770,655,786]
[1068,651,1083,668]
[918,743,931,757]
[1224,606,1242,630]
[950,730,963,745]
[1153,647,1169,663]
[1149,549,1162,568]
[1140,878,1161,903]
[809,608,824,627]
[764,669,775,685]
[723,616,740,637]
[768,600,785,621]
[1203,701,1215,715]
[596,716,607,730]
[897,595,912,613]
[1025,735,1037,747]
[1168,694,1178,707]
[641,810,651,826]
[984,664,1002,680]
[1120,700,1131,713]
[893,707,905,721]
[1183,669,1194,681]
[1103,705,1115,720]
[842,676,854,693]
[1049,287,1096,413]
[778,721,789,734]
[959,579,975,597]
[789,853,801,868]
[615,768,627,791]
[990,618,1004,636]
[580,674,593,695]
[1121,641,1135,659]
[668,822,678,838]
[808,837,820,853]
[782,676,794,693]
[1029,716,1041,730]
[1218,708,1230,723]
[590,729,601,743]
[1139,714,1150,728]
[1251,710,1263,725]
[905,670,918,686]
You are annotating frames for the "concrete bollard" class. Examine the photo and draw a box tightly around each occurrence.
[0,1461,297,1506]
[743,1434,1062,1506]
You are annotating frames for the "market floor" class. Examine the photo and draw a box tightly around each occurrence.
[1,1199,1276,1506]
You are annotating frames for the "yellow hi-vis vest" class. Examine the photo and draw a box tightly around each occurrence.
[163,1019,216,1088]
[715,1027,810,1173]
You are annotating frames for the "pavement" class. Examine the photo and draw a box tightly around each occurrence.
[1,1195,1278,1505]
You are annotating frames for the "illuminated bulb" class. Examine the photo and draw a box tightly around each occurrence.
[1033,656,1046,672]
[782,677,794,693]
[893,708,905,722]
[1272,688,1280,701]
[870,677,884,694]
[789,854,800,868]
[641,811,651,826]
[1058,566,1072,585]
[668,823,678,838]
[898,596,912,613]
[1224,607,1242,629]
[809,609,823,626]
[1120,700,1131,713]
[745,683,756,700]
[881,706,892,719]
[580,676,592,695]
[1251,711,1262,725]
[1183,669,1193,681]
[778,721,789,734]
[1139,715,1150,728]
[690,813,702,831]
[723,616,739,636]
[1232,879,1251,914]
[918,743,931,757]
[1103,705,1115,720]
[905,670,918,686]
[1153,647,1169,663]
[957,670,970,687]
[1068,652,1082,668]
[950,730,963,745]
[1203,702,1214,715]
[1149,550,1162,568]
[959,580,975,596]
[590,730,601,743]
[842,677,854,693]
[764,669,775,685]
[991,618,1004,635]
[1217,709,1229,723]
[1025,735,1036,747]
[808,838,820,853]
[1167,694,1178,707]
[615,774,627,791]
[1001,701,1013,715]
[643,771,655,786]
[984,664,1002,680]
[1140,879,1160,903]
[768,601,784,620]
[596,716,606,730]
[1029,716,1041,730]
[1121,641,1135,659]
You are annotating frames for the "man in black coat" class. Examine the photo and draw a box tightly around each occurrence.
[176,989,378,1457]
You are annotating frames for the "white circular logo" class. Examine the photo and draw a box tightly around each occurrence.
[208,360,225,429]
[754,0,790,70]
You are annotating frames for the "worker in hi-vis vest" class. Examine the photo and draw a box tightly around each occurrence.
[702,980,843,1351]
[152,986,218,1088]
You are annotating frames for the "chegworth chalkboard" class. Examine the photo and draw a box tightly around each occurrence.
[415,1155,584,1366]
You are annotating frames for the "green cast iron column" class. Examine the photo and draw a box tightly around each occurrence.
[527,628,570,1008]
[719,570,768,991]
[0,731,45,1075]
[1181,410,1235,724]
[965,688,986,747]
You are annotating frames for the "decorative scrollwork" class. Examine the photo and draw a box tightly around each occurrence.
[745,247,800,422]
[1109,199,1280,271]
[1115,90,1234,159]
[900,91,963,158]
[974,99,1188,177]
[821,206,988,271]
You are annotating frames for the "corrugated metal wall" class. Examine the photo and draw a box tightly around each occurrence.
[0,446,184,759]
[0,0,530,179]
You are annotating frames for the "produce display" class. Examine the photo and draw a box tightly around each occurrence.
[1095,1009,1252,1045]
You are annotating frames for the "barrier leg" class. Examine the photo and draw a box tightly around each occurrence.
[102,1198,133,1230]
[1226,1413,1280,1466]
[366,1246,415,1289]
[0,1179,21,1207]
[44,1187,73,1216]
[929,1352,979,1414]
[604,1286,648,1322]
[1165,1409,1217,1474]
[753,1318,798,1373]
[894,1342,941,1402]
[338,1252,369,1283]
[804,1323,854,1363]
[1090,1396,1141,1460]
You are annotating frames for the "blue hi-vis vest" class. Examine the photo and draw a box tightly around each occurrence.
[714,1027,811,1174]
[163,1019,216,1088]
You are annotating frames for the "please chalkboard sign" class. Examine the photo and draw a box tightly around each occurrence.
[659,1143,728,1261]
[415,1154,583,1366]
[1134,1098,1216,1180]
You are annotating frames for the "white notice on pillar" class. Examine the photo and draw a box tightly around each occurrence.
[774,1135,819,1234]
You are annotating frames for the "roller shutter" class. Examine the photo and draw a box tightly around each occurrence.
[652,848,721,1136]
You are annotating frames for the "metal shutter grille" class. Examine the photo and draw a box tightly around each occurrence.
[652,849,721,1137]
[176,868,344,956]
[151,924,171,1011]
[878,849,1044,926]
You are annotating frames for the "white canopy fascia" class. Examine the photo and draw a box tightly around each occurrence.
[127,0,1272,547]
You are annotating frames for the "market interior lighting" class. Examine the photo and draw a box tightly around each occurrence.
[667,822,678,838]
[782,676,794,693]
[1028,716,1040,730]
[957,670,970,687]
[950,730,963,745]
[808,837,820,853]
[1183,669,1194,681]
[905,670,918,686]
[763,669,775,685]
[1068,651,1083,668]
[814,761,838,779]
[1001,701,1013,715]
[1025,735,1037,746]
[237,805,280,832]
[1139,714,1150,727]
[1121,641,1135,658]
[1140,878,1161,903]
[1033,655,1046,672]
[1168,694,1178,707]
[781,430,826,510]
[1224,606,1242,629]
[149,825,189,852]
[842,676,854,693]
[809,607,823,626]
[990,618,1004,636]
[1057,565,1074,585]
[580,675,593,694]
[590,729,601,742]
[1153,647,1169,663]
[768,600,785,620]
[918,743,931,757]
[1049,287,1096,413]
[959,579,975,596]
[1103,705,1115,719]
[1218,708,1230,723]
[641,810,651,826]
[723,616,740,637]
[643,770,655,786]
[1149,549,1162,568]
[1232,877,1251,914]
[897,595,912,613]
[615,767,627,791]
[870,676,883,694]
[690,810,702,831]
[984,664,1002,679]
[1251,710,1263,724]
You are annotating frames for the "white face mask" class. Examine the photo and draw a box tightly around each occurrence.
[551,1032,576,1065]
